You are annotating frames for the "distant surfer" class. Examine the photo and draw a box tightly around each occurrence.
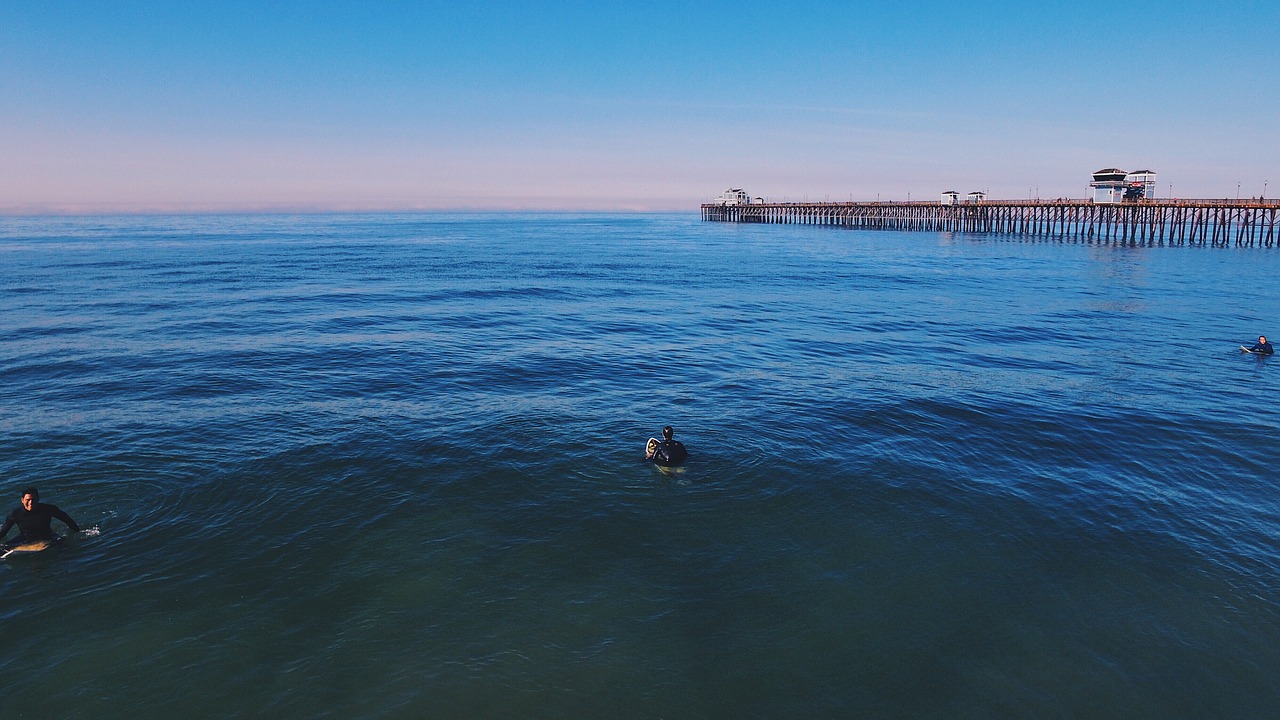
[1242,335,1274,355]
[0,487,80,552]
[645,426,688,467]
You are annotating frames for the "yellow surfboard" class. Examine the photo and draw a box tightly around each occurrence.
[1,539,53,559]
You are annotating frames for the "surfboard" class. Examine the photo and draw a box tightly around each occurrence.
[1,539,53,559]
[646,437,687,475]
[1242,346,1254,353]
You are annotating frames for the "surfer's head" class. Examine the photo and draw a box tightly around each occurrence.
[1261,336,1268,345]
[21,487,38,510]
[662,426,674,440]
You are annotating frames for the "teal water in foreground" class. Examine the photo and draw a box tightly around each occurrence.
[2,213,1278,719]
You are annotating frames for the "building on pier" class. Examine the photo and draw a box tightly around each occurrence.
[1091,168,1129,203]
[967,191,986,204]
[714,188,752,206]
[1091,168,1158,203]
[1126,170,1158,201]
[941,191,960,205]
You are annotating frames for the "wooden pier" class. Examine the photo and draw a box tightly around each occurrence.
[701,199,1280,247]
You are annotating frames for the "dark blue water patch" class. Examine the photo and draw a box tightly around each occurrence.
[1,356,108,388]
[2,323,98,341]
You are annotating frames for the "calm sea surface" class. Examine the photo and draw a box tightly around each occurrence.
[2,213,1278,719]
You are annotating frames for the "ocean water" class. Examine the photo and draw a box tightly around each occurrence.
[1,213,1278,719]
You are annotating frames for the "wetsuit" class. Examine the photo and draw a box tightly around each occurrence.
[1249,341,1274,355]
[0,503,79,546]
[649,439,688,467]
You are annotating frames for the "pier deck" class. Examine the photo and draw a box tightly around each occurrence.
[702,200,1280,247]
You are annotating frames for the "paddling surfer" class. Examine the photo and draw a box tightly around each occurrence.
[1244,336,1274,355]
[646,426,688,467]
[0,487,80,549]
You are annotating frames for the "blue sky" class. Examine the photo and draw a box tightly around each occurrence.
[2,1,1277,213]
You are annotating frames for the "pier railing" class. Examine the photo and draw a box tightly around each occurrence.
[701,199,1280,246]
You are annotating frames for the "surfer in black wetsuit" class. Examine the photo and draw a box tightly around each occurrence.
[0,487,79,548]
[646,426,688,467]
[1246,336,1274,355]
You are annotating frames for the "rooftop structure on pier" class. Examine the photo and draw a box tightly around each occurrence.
[1127,170,1158,200]
[1091,168,1158,203]
[714,188,752,206]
